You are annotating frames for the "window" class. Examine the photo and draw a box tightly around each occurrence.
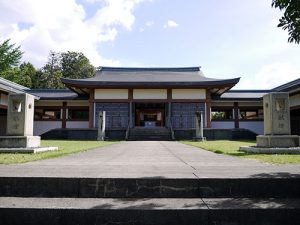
[211,109,233,120]
[239,109,263,120]
[67,108,89,120]
[34,108,61,120]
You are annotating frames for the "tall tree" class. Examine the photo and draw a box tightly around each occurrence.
[0,39,23,72]
[35,52,64,89]
[60,51,95,79]
[272,0,300,44]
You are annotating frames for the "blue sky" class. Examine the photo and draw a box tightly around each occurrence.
[0,0,299,89]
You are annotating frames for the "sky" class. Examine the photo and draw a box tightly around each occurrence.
[0,0,299,89]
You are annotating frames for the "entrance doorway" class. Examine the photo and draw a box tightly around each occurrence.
[135,103,165,127]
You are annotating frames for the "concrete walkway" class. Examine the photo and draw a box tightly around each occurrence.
[0,141,299,178]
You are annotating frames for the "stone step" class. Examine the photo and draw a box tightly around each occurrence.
[0,197,299,225]
[128,127,172,141]
[1,177,299,198]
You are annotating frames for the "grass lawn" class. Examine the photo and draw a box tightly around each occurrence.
[0,140,117,164]
[182,140,300,164]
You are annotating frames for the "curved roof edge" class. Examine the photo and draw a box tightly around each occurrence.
[61,77,240,88]
[98,66,201,72]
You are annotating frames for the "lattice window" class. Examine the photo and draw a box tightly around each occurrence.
[171,103,205,129]
[95,103,129,129]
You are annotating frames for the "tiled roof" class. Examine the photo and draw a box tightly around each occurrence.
[217,90,270,101]
[0,77,29,94]
[61,66,240,95]
[27,89,87,100]
[272,78,300,93]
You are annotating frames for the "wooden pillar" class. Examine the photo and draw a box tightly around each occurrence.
[62,101,67,128]
[129,89,133,127]
[89,88,95,128]
[206,90,212,128]
[234,102,239,128]
[167,89,172,127]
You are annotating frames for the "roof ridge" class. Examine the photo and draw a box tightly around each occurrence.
[98,66,201,72]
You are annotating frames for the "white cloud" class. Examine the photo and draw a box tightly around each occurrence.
[236,62,300,89]
[164,20,179,28]
[145,21,154,27]
[0,0,147,67]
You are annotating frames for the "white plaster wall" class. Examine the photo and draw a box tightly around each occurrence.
[66,121,89,128]
[95,89,128,99]
[290,94,300,108]
[239,121,264,135]
[33,121,61,135]
[172,89,206,99]
[211,121,235,129]
[0,93,8,106]
[133,89,167,99]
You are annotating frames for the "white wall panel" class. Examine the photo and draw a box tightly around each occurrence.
[239,121,264,135]
[66,121,89,129]
[33,121,61,135]
[172,89,206,99]
[211,121,235,129]
[95,89,128,99]
[133,89,167,99]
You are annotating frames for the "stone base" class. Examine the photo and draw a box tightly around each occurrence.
[239,146,300,154]
[0,136,41,148]
[256,135,299,148]
[0,147,58,153]
[193,137,206,142]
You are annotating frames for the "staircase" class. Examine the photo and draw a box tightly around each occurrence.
[127,127,172,141]
[0,176,299,225]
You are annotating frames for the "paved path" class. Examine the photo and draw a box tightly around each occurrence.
[0,141,299,178]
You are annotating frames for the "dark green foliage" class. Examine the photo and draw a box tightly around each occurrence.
[60,51,95,79]
[272,0,300,44]
[34,52,64,89]
[1,62,37,88]
[1,44,95,89]
[0,39,23,71]
[34,51,95,89]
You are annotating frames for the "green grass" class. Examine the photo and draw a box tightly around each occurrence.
[0,140,118,164]
[182,140,300,164]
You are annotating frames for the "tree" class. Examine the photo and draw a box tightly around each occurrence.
[0,62,37,88]
[60,51,95,79]
[0,39,23,71]
[35,52,64,89]
[272,0,300,44]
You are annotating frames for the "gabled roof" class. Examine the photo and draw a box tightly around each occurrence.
[61,66,240,95]
[216,90,270,101]
[0,77,29,94]
[27,89,87,100]
[272,78,300,93]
